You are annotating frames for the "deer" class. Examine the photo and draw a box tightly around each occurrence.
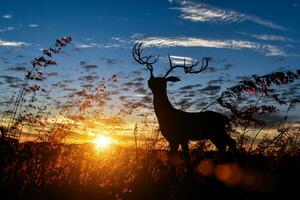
[132,43,237,166]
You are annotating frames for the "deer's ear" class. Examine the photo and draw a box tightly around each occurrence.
[166,76,181,82]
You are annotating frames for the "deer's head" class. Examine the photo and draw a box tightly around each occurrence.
[147,76,180,94]
[132,43,211,93]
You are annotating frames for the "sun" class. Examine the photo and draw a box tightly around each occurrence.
[93,135,112,149]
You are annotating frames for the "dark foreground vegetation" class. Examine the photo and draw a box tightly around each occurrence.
[1,137,299,200]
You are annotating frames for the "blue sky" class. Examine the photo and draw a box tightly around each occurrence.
[0,0,300,128]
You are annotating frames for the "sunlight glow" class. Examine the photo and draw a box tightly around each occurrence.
[93,135,112,149]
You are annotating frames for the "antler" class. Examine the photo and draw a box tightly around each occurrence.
[132,43,159,78]
[164,55,211,78]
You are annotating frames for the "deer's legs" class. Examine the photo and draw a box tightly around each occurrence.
[211,139,226,153]
[226,135,237,152]
[168,142,179,164]
[181,141,193,178]
[181,141,191,166]
[168,142,179,176]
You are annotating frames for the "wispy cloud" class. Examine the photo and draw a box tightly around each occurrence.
[239,32,295,42]
[29,24,38,28]
[0,27,14,32]
[0,39,29,47]
[135,36,287,56]
[75,42,122,49]
[75,43,97,48]
[172,1,286,30]
[74,38,126,49]
[262,45,287,56]
[169,55,194,65]
[3,14,12,19]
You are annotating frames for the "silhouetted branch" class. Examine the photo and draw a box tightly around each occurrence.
[4,36,72,139]
[218,70,300,127]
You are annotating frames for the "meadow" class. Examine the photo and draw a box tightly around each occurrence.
[1,137,299,199]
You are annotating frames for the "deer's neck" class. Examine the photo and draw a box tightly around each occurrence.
[152,89,174,116]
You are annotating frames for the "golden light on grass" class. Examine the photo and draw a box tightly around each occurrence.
[93,135,112,149]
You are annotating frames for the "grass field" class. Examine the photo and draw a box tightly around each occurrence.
[1,137,299,200]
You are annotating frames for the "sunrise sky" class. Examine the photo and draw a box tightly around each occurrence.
[0,0,299,142]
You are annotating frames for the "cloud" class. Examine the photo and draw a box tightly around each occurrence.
[76,43,97,48]
[199,85,221,94]
[0,39,29,47]
[78,75,99,82]
[262,45,287,56]
[132,77,144,82]
[172,1,286,30]
[134,87,147,95]
[252,34,293,42]
[79,61,87,66]
[82,64,98,71]
[0,27,14,32]
[123,81,144,89]
[74,41,122,49]
[47,72,58,77]
[130,70,143,77]
[174,97,193,107]
[74,37,131,49]
[238,32,295,42]
[106,58,119,65]
[203,64,234,74]
[29,24,38,28]
[136,36,287,56]
[169,55,194,65]
[0,75,23,84]
[3,14,12,19]
[8,66,27,72]
[131,33,147,39]
[207,76,231,85]
[80,83,94,89]
[101,57,121,66]
[253,112,300,129]
[179,84,202,90]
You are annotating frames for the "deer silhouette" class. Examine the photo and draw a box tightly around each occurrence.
[132,43,237,165]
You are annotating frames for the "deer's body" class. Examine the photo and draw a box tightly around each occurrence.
[132,43,236,166]
[150,77,236,157]
[156,108,228,142]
